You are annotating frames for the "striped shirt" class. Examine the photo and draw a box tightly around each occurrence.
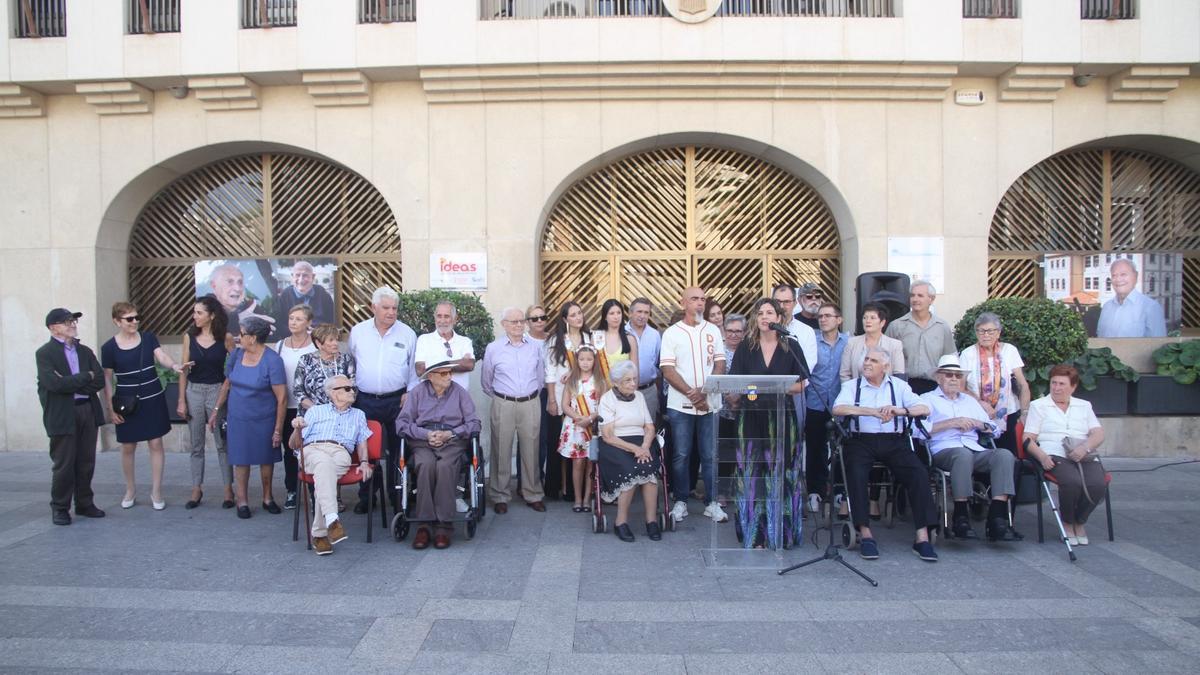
[300,403,372,453]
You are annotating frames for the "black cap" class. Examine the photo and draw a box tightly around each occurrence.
[45,308,82,327]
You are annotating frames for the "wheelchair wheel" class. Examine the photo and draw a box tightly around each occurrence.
[658,512,667,533]
[592,512,606,534]
[840,522,857,549]
[882,487,895,528]
[465,517,477,540]
[666,513,677,532]
[390,513,409,542]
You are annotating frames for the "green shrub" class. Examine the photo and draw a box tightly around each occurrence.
[954,297,1088,397]
[395,290,495,360]
[1152,340,1200,385]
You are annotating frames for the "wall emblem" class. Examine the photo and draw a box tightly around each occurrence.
[665,0,722,23]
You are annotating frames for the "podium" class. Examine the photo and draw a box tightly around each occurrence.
[701,374,802,569]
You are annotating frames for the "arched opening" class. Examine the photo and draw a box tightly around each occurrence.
[539,144,842,327]
[988,141,1200,331]
[125,151,402,337]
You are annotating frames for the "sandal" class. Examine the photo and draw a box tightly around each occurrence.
[572,505,585,513]
[580,505,592,513]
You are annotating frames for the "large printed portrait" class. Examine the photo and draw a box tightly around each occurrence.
[194,258,338,339]
[1043,252,1180,338]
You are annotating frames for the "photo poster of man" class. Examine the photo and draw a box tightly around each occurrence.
[193,258,338,340]
[1041,251,1181,338]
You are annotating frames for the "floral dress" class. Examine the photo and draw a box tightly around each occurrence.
[558,375,599,459]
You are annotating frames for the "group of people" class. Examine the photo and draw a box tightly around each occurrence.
[35,278,1110,562]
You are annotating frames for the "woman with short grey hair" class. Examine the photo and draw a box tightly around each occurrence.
[211,316,288,519]
[597,359,662,542]
[959,311,1029,455]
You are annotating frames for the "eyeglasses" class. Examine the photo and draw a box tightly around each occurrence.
[939,372,965,379]
[726,328,745,334]
[527,315,548,323]
[120,315,141,323]
[331,385,356,393]
[817,313,840,320]
[976,328,1000,335]
[56,318,79,326]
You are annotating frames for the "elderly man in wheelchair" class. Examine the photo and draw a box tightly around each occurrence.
[288,375,374,556]
[394,359,482,550]
[832,348,937,562]
[918,354,1019,542]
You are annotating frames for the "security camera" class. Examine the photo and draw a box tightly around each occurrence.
[1072,74,1093,87]
[167,85,189,99]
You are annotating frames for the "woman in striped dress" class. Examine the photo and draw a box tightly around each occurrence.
[102,301,189,510]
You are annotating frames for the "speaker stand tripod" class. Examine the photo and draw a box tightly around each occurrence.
[778,512,878,587]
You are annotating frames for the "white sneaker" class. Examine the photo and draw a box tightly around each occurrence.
[670,501,688,522]
[807,493,821,514]
[456,498,469,513]
[704,502,729,523]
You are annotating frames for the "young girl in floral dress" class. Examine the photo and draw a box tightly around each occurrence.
[559,345,607,513]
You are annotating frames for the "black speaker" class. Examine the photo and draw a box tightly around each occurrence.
[854,272,911,335]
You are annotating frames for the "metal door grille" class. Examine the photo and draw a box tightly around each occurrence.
[988,148,1200,328]
[541,145,840,329]
[128,153,401,337]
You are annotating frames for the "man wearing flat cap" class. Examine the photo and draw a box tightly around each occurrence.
[36,308,107,525]
[795,282,824,331]
[919,354,1019,542]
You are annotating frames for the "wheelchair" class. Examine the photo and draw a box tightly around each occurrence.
[819,415,924,550]
[912,423,1017,541]
[588,429,675,535]
[390,432,486,542]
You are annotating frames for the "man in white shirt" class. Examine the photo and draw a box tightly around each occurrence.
[348,286,417,514]
[833,348,936,562]
[1097,258,1167,338]
[626,297,661,422]
[415,300,475,390]
[661,286,727,523]
[919,354,1017,542]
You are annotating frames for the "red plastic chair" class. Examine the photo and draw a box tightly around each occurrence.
[292,419,388,548]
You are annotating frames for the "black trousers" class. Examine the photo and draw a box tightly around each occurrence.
[280,408,299,493]
[843,432,934,530]
[49,403,98,512]
[354,391,404,507]
[803,408,832,497]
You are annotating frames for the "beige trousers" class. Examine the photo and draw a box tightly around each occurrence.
[303,442,351,537]
[488,397,543,504]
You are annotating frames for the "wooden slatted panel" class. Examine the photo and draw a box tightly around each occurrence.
[128,265,197,337]
[130,153,401,334]
[1184,256,1200,330]
[619,257,688,329]
[770,256,842,308]
[695,256,764,319]
[1110,150,1200,251]
[990,150,1104,252]
[988,257,1039,299]
[541,144,841,324]
[541,258,613,332]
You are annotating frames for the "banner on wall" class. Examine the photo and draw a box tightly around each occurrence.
[430,252,487,290]
[194,258,338,339]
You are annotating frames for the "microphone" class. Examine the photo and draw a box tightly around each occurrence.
[768,322,791,334]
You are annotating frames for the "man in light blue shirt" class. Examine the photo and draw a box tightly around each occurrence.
[1097,258,1167,338]
[627,297,662,421]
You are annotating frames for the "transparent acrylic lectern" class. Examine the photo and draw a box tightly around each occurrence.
[701,374,802,570]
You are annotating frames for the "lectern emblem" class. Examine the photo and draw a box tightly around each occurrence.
[665,0,722,23]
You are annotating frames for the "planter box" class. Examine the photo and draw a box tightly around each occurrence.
[1131,375,1200,416]
[164,382,186,424]
[1074,376,1131,416]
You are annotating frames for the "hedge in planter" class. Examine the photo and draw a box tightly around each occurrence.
[954,297,1088,398]
[395,290,495,360]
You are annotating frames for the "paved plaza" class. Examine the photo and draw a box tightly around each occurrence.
[1,449,1199,673]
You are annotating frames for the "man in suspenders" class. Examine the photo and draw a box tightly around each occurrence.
[832,348,937,562]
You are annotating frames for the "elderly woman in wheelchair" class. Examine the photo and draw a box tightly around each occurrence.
[918,354,1018,542]
[394,360,482,550]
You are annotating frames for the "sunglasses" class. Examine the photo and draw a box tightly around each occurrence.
[803,294,822,300]
[527,315,548,322]
[940,372,965,379]
[331,385,356,393]
[120,315,141,323]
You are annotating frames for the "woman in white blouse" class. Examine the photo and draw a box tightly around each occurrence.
[1022,364,1106,546]
[959,312,1030,454]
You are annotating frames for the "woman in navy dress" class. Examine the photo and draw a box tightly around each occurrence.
[101,302,188,511]
[210,317,287,519]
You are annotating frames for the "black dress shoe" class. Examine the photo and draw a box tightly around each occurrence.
[646,520,662,541]
[52,510,71,526]
[615,523,635,542]
[75,505,106,518]
[952,515,978,539]
[262,501,282,515]
[221,499,235,509]
[236,506,252,519]
[987,517,1019,542]
[353,500,369,515]
[185,492,203,510]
